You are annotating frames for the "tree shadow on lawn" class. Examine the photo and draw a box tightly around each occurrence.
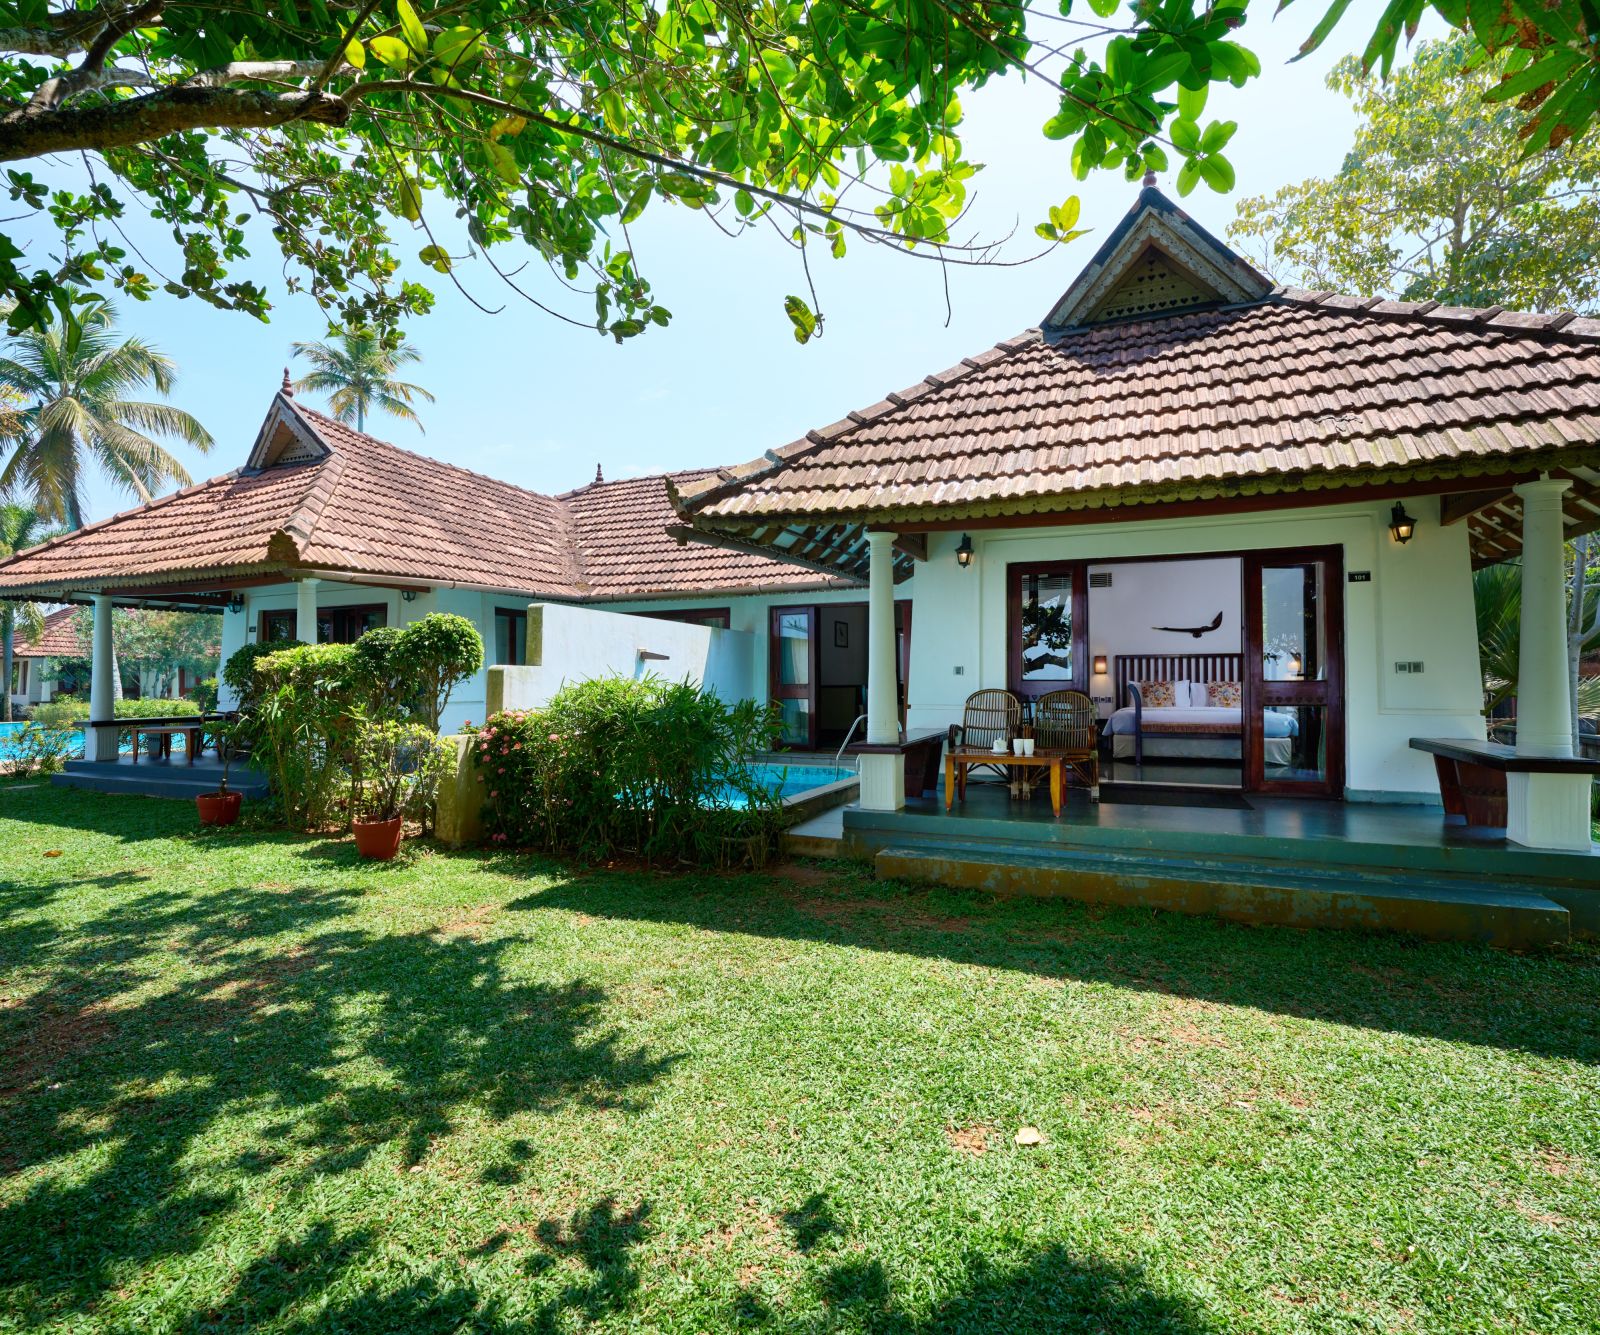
[148,1195,1206,1335]
[0,877,678,1325]
[506,861,1600,1066]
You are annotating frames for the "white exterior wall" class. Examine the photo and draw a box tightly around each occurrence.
[490,603,753,712]
[214,491,1482,800]
[898,495,1482,801]
[602,584,879,706]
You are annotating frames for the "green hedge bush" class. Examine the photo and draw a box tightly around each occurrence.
[30,696,201,730]
[473,676,783,865]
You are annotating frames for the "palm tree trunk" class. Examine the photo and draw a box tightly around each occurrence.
[2,606,13,723]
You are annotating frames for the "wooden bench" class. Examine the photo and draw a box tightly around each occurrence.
[1409,737,1600,828]
[129,721,208,765]
[847,729,946,798]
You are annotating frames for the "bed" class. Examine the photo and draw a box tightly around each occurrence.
[1108,653,1296,767]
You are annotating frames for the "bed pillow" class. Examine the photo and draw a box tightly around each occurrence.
[1205,680,1242,708]
[1135,680,1177,708]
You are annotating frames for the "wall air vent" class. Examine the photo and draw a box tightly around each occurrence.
[1089,571,1113,588]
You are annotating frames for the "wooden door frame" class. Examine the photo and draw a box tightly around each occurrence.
[768,599,913,750]
[769,604,822,750]
[1241,545,1346,797]
[1005,559,1091,700]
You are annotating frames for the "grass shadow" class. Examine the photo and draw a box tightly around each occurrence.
[506,860,1600,1065]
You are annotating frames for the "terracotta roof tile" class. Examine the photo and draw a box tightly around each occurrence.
[0,400,833,602]
[13,606,79,657]
[677,295,1600,525]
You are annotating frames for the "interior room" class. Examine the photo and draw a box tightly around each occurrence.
[1085,555,1248,789]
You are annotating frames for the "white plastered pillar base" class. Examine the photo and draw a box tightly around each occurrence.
[1507,773,1595,853]
[860,531,905,812]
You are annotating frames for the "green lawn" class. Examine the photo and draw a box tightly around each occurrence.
[2,786,1598,1334]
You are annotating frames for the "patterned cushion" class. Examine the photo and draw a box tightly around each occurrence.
[1206,680,1243,708]
[1136,680,1177,708]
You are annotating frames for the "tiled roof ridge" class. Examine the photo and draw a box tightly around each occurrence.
[672,328,1044,515]
[1272,287,1600,344]
[555,465,719,503]
[275,446,349,555]
[0,466,249,574]
[295,405,570,513]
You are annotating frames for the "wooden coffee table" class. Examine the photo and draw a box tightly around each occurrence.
[945,748,1065,817]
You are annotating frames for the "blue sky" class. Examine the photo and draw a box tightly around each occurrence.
[12,9,1444,524]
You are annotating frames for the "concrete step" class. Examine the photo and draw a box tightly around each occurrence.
[874,843,1571,950]
[53,762,270,800]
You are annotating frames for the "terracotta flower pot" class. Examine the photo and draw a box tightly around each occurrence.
[353,815,405,860]
[196,790,242,826]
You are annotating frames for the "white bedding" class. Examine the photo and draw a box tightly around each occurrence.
[1105,706,1299,738]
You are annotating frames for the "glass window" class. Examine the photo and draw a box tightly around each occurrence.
[775,610,812,686]
[641,607,731,630]
[1261,565,1324,682]
[494,608,527,665]
[1010,563,1085,695]
[260,610,296,643]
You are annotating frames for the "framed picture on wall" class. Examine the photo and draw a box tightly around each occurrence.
[833,620,848,648]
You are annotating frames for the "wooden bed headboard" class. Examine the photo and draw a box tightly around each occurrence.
[1113,653,1243,709]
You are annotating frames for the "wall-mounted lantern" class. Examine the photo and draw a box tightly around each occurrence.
[955,534,974,569]
[401,589,419,602]
[1388,502,1416,545]
[226,594,244,614]
[1092,655,1108,676]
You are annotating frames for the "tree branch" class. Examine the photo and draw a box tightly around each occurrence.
[0,85,349,162]
[27,2,165,112]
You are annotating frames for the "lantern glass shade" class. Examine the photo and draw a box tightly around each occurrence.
[955,534,974,568]
[1092,655,1108,675]
[1389,502,1416,544]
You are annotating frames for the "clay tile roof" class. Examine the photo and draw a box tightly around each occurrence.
[676,290,1600,531]
[13,606,79,657]
[562,470,852,598]
[0,395,833,602]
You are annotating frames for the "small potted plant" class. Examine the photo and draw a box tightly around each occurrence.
[197,719,243,826]
[350,719,448,860]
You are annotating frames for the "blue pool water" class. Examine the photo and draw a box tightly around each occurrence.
[0,721,191,762]
[717,762,856,807]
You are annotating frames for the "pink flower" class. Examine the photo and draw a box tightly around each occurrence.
[489,790,498,797]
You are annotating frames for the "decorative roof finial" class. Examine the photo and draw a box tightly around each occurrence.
[281,367,294,398]
[594,463,604,485]
[1142,168,1157,188]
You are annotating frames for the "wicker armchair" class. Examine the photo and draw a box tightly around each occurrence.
[948,689,1023,780]
[1033,689,1099,789]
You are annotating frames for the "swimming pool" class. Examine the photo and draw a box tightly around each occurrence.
[0,721,191,763]
[714,761,856,808]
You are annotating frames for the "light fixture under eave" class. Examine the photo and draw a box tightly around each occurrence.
[1389,502,1416,545]
[225,594,244,614]
[401,589,419,602]
[955,534,974,568]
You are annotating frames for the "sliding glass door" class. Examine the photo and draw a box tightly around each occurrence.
[769,605,819,748]
[1243,549,1344,796]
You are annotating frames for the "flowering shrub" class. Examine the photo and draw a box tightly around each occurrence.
[473,676,783,865]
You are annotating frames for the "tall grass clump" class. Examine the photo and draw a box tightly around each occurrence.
[474,676,783,865]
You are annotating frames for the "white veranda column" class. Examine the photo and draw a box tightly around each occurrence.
[858,531,906,812]
[1506,477,1592,851]
[87,594,118,762]
[295,577,320,643]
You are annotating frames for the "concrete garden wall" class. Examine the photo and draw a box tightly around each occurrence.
[487,603,753,714]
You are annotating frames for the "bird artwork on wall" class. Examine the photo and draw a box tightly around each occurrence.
[1153,611,1224,639]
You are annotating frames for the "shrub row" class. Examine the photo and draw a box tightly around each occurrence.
[473,676,784,866]
[223,613,483,831]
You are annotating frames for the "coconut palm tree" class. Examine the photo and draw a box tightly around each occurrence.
[0,302,214,529]
[1474,558,1600,735]
[0,502,50,722]
[289,328,435,433]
